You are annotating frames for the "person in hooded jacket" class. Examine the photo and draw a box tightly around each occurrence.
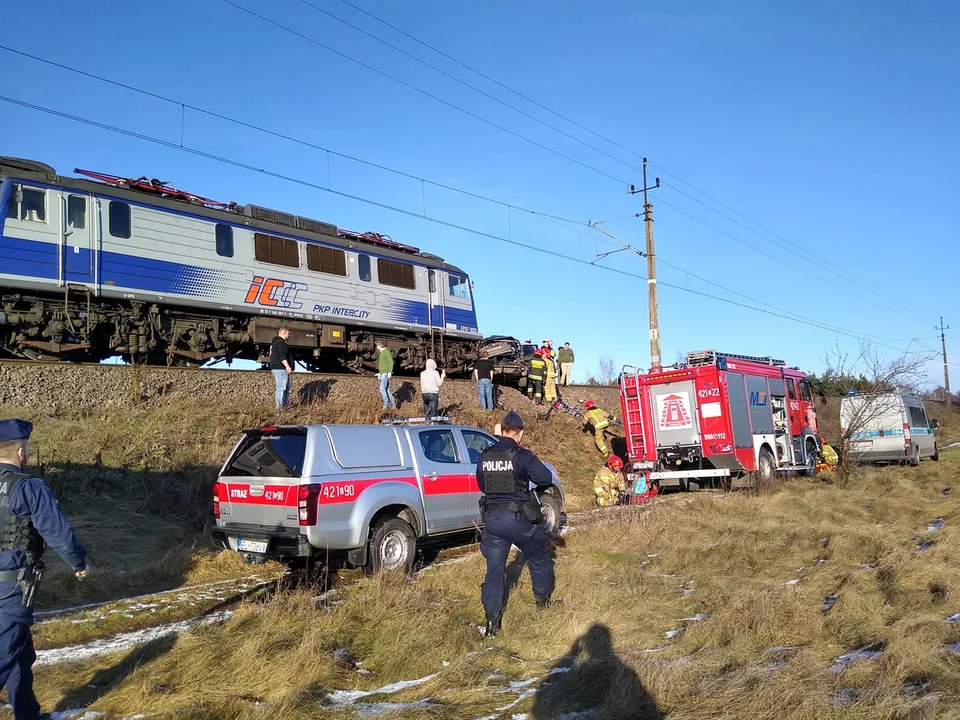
[420,358,445,417]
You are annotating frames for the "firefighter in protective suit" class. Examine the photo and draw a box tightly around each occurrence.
[594,455,627,507]
[0,419,87,719]
[583,400,616,456]
[476,411,556,638]
[527,349,547,405]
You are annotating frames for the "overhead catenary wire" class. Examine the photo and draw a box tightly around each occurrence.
[0,93,928,358]
[0,41,922,338]
[1,39,926,328]
[325,0,934,319]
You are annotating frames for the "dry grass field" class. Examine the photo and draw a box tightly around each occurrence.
[3,381,959,718]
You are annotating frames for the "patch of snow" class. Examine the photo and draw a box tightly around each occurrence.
[827,646,882,674]
[831,688,856,706]
[643,646,667,653]
[494,688,537,713]
[508,676,541,689]
[680,588,696,595]
[326,673,438,707]
[351,699,435,717]
[918,540,935,552]
[34,575,269,619]
[35,611,233,667]
[940,642,960,655]
[664,628,683,639]
[765,646,796,654]
[679,613,708,622]
[944,613,960,623]
[926,518,945,533]
[821,595,837,612]
[49,711,103,720]
[784,579,801,586]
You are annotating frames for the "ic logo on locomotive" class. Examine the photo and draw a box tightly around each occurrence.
[244,276,307,310]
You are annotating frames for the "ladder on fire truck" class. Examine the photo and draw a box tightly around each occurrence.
[619,366,646,460]
[686,349,786,368]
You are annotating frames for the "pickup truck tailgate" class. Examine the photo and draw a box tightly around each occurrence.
[216,427,307,538]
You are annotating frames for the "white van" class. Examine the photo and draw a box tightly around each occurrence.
[841,390,940,465]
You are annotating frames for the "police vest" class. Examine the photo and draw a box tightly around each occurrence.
[479,447,527,495]
[0,469,46,567]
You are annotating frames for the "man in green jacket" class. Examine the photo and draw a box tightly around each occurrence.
[557,343,575,386]
[377,342,395,409]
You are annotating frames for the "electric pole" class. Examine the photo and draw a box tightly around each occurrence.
[937,317,950,397]
[629,159,661,369]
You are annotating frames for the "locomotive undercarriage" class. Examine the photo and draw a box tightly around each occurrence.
[0,290,476,374]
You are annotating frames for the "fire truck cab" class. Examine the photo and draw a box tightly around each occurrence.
[619,350,824,490]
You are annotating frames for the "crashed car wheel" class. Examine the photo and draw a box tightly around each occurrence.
[538,490,563,539]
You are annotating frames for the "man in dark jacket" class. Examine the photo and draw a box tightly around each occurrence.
[0,419,87,719]
[269,327,293,410]
[476,411,556,637]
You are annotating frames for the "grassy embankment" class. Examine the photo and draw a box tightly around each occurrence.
[25,450,960,718]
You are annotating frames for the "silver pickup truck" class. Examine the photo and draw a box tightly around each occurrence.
[211,420,566,573]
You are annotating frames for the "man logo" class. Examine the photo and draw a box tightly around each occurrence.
[749,391,769,407]
[244,276,307,310]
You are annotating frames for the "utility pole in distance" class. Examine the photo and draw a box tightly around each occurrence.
[937,317,950,397]
[629,159,661,369]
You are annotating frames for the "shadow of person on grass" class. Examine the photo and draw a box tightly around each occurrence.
[531,623,664,720]
[54,633,177,711]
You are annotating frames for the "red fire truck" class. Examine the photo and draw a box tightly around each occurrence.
[619,350,825,490]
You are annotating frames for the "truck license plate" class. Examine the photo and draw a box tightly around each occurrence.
[237,539,268,553]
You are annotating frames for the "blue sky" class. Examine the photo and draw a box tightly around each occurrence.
[3,0,957,384]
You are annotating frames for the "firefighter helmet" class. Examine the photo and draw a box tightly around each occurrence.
[606,455,623,470]
[584,400,596,409]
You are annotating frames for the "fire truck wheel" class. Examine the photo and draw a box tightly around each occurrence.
[802,439,819,477]
[365,517,417,575]
[757,447,775,484]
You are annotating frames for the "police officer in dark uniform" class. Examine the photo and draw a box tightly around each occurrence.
[476,411,556,637]
[0,419,87,719]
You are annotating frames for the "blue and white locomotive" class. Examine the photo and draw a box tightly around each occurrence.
[0,157,480,372]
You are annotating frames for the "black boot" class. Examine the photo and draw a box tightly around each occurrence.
[485,614,502,637]
[535,594,557,610]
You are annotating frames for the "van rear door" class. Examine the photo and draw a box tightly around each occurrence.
[217,427,307,543]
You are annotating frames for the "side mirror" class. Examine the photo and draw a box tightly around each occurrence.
[931,419,940,430]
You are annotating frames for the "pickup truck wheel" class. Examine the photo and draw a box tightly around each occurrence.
[910,446,921,467]
[365,517,416,575]
[539,490,563,539]
[933,443,940,462]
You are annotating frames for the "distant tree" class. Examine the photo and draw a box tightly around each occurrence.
[585,355,618,386]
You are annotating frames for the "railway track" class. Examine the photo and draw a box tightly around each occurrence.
[0,356,612,394]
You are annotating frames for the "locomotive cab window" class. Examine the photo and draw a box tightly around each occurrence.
[109,201,131,238]
[67,195,86,229]
[254,233,300,268]
[306,244,347,276]
[448,275,468,299]
[377,258,415,290]
[7,185,46,222]
[215,225,234,257]
[358,254,372,282]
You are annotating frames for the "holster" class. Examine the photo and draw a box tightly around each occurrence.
[17,563,43,609]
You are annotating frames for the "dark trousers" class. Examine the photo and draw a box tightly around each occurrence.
[0,618,40,720]
[480,509,554,621]
[422,393,439,417]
